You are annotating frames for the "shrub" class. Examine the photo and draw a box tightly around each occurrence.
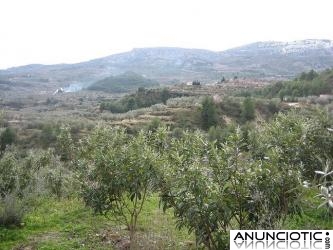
[146,117,162,132]
[159,128,302,248]
[250,110,333,179]
[0,127,16,152]
[39,124,58,147]
[208,126,225,145]
[201,97,218,130]
[79,127,161,240]
[0,194,25,227]
[45,167,64,199]
[100,88,185,113]
[56,125,74,161]
[0,152,17,197]
[314,159,333,216]
[0,110,4,127]
[241,97,255,122]
[166,96,203,108]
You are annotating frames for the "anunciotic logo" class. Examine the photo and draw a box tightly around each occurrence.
[230,230,332,249]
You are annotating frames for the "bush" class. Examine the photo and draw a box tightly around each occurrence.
[208,126,225,145]
[39,124,58,147]
[146,117,162,132]
[250,110,333,179]
[0,127,16,152]
[0,194,25,227]
[166,96,203,108]
[241,97,255,122]
[56,125,74,161]
[100,88,186,113]
[79,127,161,240]
[201,97,218,130]
[159,128,303,248]
[45,167,64,199]
[219,97,242,119]
[0,152,17,197]
[260,69,332,99]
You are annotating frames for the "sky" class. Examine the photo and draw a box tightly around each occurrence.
[0,0,333,69]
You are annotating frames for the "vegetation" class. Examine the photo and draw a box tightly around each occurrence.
[251,110,333,179]
[314,160,333,216]
[79,127,161,240]
[159,128,303,248]
[87,71,158,93]
[200,97,218,130]
[0,127,16,153]
[240,97,255,122]
[75,109,333,247]
[0,67,333,249]
[100,88,187,113]
[254,69,333,100]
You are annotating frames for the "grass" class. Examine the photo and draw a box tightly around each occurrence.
[1,189,332,249]
[0,196,195,250]
[0,197,113,249]
[282,187,333,230]
[0,189,332,249]
[133,196,195,249]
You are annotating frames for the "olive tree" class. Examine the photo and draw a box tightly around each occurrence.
[314,159,333,216]
[250,110,333,179]
[0,148,63,227]
[0,127,16,153]
[0,151,17,198]
[159,128,302,249]
[159,130,221,248]
[56,125,74,162]
[79,127,160,239]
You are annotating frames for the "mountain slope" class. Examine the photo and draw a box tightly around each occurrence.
[1,39,333,93]
[219,39,333,77]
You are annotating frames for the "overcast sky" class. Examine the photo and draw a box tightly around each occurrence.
[1,0,333,69]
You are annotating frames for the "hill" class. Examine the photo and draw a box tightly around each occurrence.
[87,71,158,93]
[219,39,333,77]
[1,39,333,94]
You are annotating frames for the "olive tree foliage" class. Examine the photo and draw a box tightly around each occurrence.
[315,159,333,216]
[159,128,302,249]
[0,148,73,199]
[0,127,16,154]
[0,149,51,198]
[249,110,333,179]
[0,151,18,198]
[78,126,161,239]
[56,125,74,162]
[4,150,32,227]
[0,148,72,227]
[159,130,225,249]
